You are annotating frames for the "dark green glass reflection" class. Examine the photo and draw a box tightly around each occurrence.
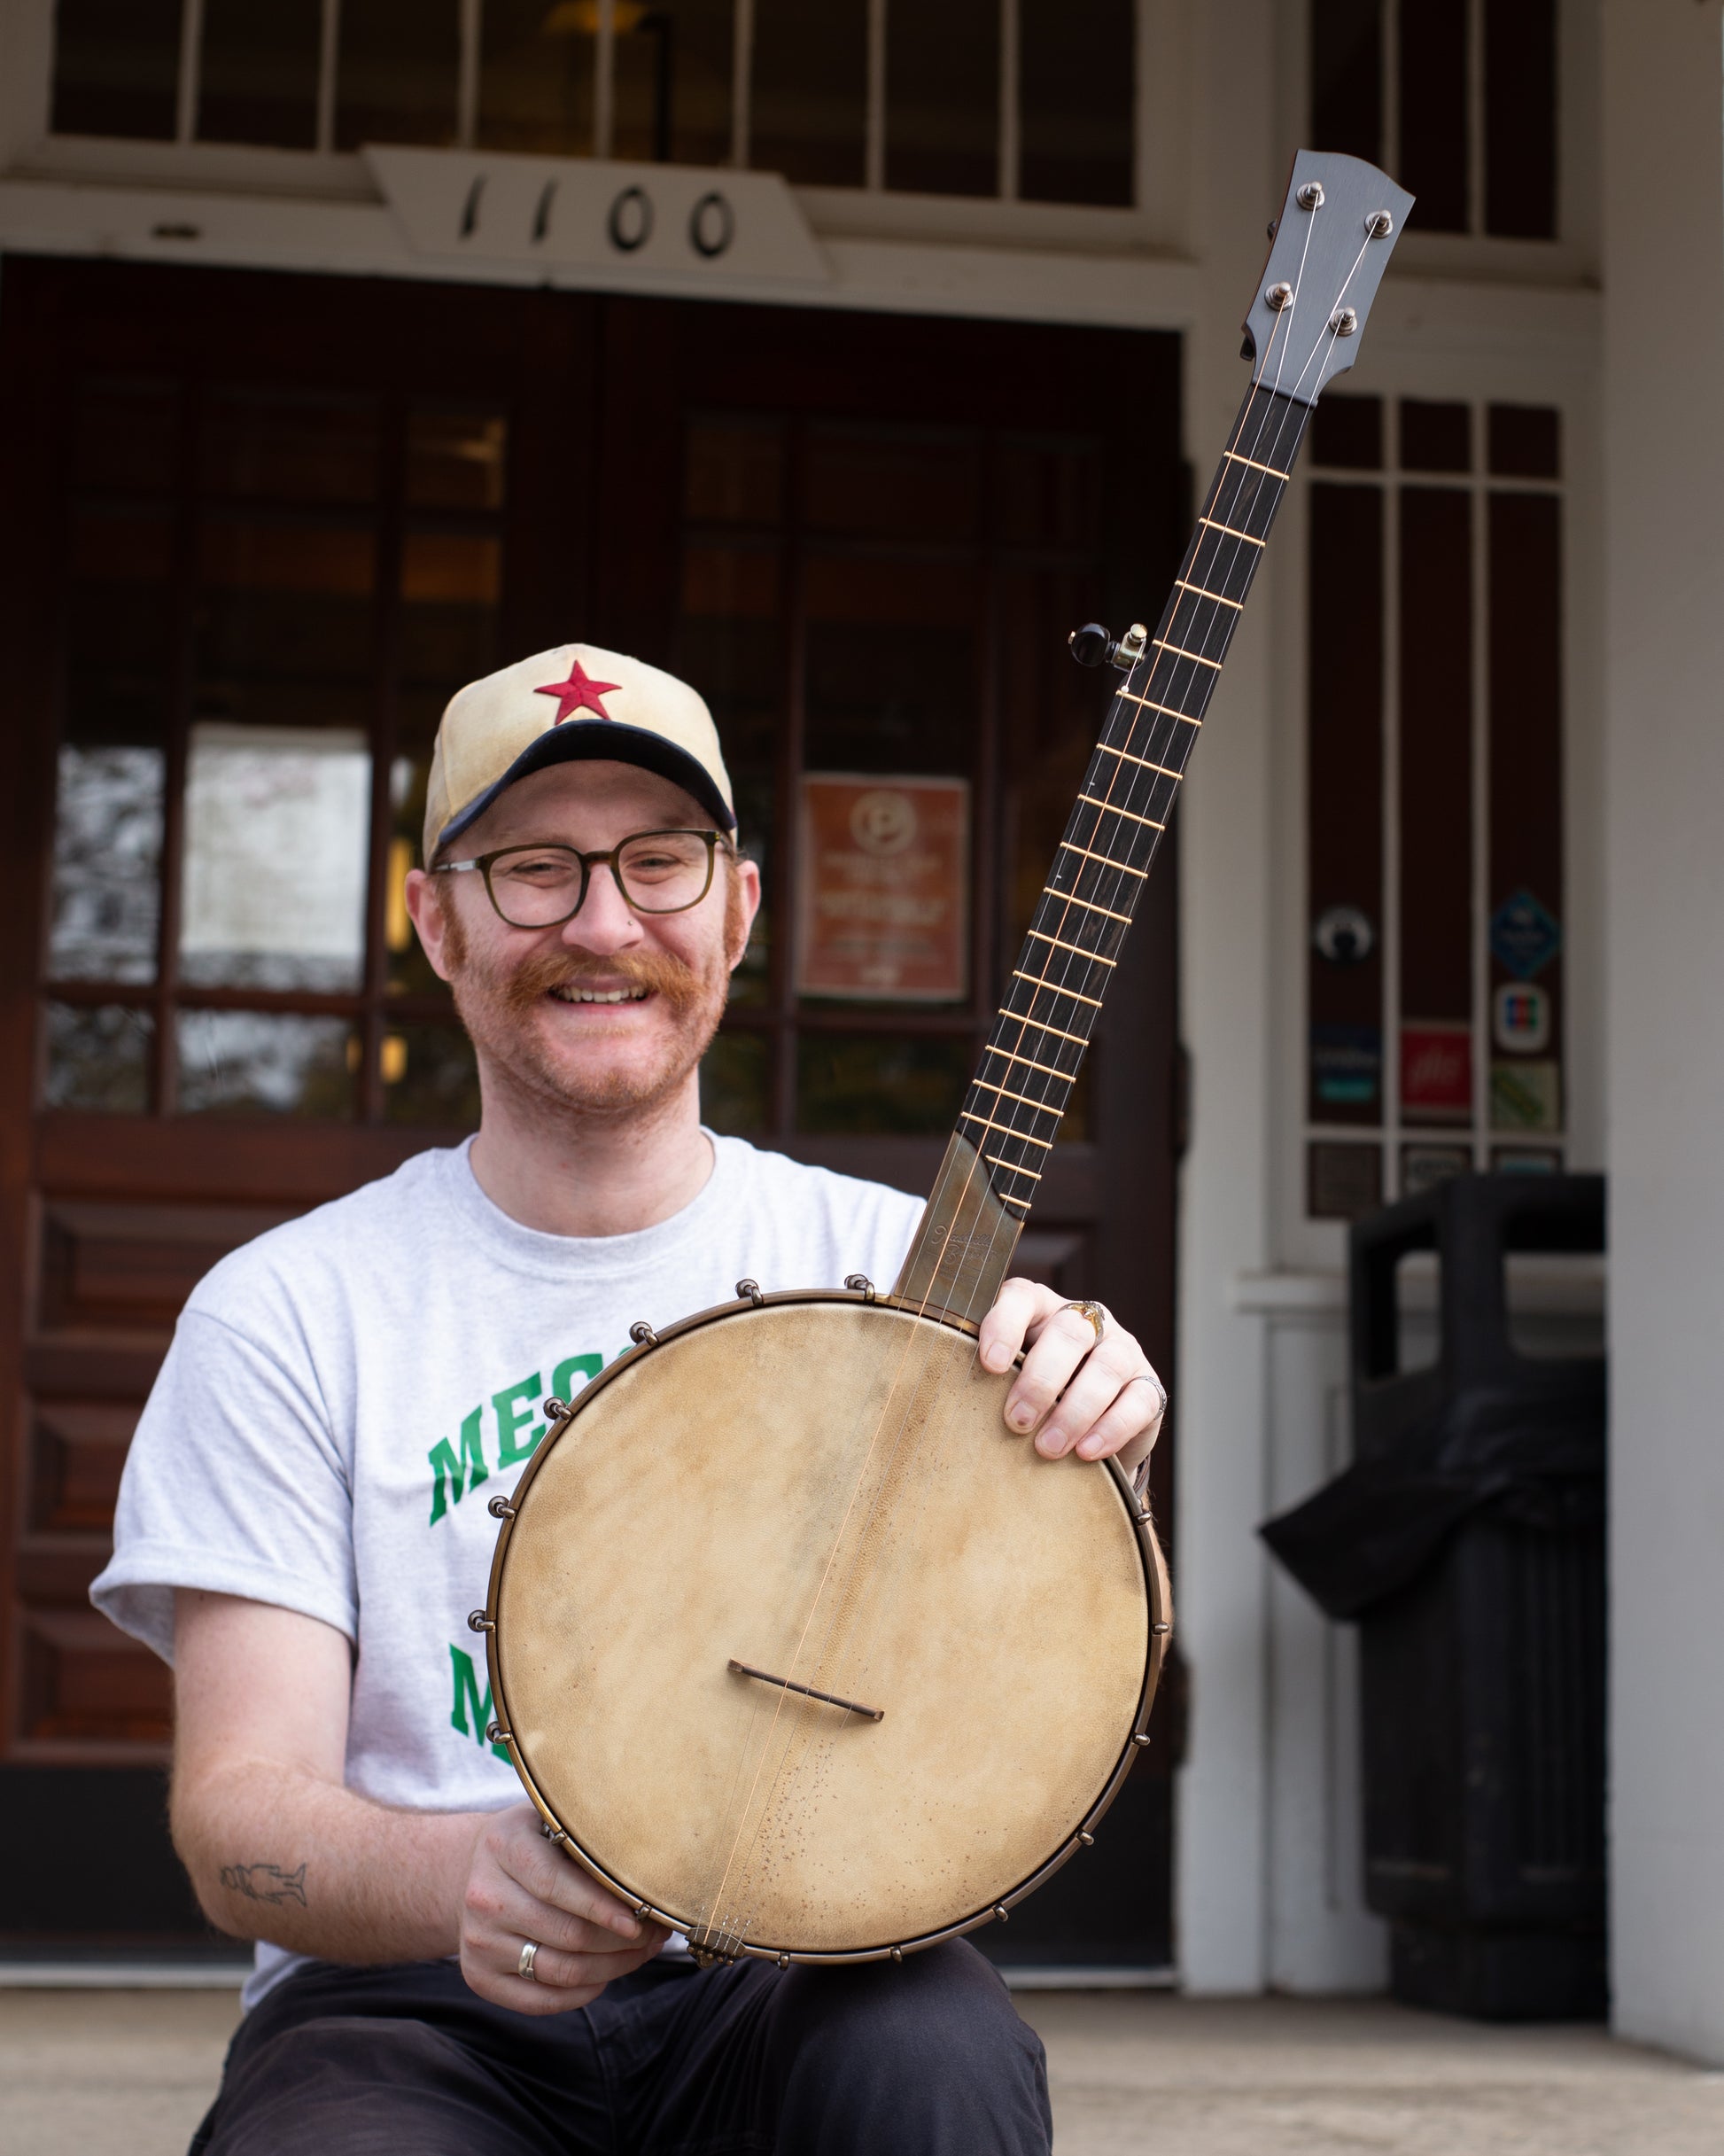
[383,1024,480,1128]
[796,1033,972,1136]
[701,1030,769,1136]
[43,1004,154,1113]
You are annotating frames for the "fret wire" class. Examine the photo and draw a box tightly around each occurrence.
[1096,737,1184,780]
[1176,578,1244,611]
[1117,691,1201,728]
[982,1044,1074,1082]
[1079,792,1168,828]
[1043,886,1132,924]
[973,1076,1065,1115]
[1025,929,1117,967]
[1223,448,1291,481]
[1199,515,1265,548]
[984,1153,1043,1182]
[996,1006,1090,1048]
[1185,548,1256,603]
[1154,638,1223,672]
[1060,842,1148,879]
[959,1111,1053,1150]
[1012,969,1105,1008]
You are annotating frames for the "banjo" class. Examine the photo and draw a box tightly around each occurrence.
[471,149,1410,1967]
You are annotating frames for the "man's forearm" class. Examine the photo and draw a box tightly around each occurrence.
[174,1756,485,1964]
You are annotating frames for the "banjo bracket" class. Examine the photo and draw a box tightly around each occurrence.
[843,1273,878,1302]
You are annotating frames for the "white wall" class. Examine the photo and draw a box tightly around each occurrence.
[1600,0,1724,2066]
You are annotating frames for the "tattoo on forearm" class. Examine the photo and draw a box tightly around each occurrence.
[219,1862,307,1907]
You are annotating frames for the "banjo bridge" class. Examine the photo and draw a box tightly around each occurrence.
[727,1658,884,1723]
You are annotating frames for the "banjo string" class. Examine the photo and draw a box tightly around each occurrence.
[940,222,1341,1342]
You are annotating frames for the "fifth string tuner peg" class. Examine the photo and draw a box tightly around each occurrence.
[1068,622,1118,668]
[1068,622,1147,671]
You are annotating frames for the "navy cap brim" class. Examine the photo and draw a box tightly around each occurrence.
[433,719,736,858]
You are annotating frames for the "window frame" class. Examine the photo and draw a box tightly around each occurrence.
[1272,348,1604,1268]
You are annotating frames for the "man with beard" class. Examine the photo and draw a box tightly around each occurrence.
[93,646,1166,2155]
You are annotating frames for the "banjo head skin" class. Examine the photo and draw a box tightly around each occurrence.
[483,1291,1169,1963]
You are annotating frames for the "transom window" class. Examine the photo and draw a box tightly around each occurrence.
[1310,0,1558,240]
[50,0,1136,207]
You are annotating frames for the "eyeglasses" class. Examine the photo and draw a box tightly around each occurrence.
[432,829,729,930]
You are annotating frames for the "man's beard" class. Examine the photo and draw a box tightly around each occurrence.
[440,883,741,1119]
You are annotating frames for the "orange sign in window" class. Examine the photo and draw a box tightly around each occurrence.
[795,775,969,1002]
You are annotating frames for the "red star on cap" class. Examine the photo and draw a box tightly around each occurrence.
[534,658,623,724]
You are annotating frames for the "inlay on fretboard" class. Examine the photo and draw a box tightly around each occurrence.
[891,150,1409,1327]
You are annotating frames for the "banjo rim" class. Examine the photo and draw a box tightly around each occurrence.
[474,1283,1174,1965]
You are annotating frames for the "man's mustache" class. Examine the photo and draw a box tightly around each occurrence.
[500,944,708,1018]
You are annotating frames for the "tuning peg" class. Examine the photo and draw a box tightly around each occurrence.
[1068,623,1118,668]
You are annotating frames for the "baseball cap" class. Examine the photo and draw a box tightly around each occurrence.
[422,642,736,864]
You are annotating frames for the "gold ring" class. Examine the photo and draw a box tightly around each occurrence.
[517,1938,540,1982]
[1061,1298,1109,1345]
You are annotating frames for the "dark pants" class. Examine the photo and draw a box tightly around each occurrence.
[190,1943,1052,2155]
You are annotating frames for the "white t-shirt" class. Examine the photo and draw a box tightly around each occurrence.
[91,1134,924,2007]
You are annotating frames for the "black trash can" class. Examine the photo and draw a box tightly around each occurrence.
[1262,1174,1607,2020]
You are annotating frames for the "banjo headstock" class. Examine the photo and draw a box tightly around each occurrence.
[1241,150,1416,405]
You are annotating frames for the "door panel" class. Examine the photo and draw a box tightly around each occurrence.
[0,257,1182,1965]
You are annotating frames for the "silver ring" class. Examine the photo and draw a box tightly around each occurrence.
[517,1938,540,1982]
[1130,1370,1169,1418]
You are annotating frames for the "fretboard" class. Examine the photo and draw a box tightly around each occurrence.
[894,382,1313,1325]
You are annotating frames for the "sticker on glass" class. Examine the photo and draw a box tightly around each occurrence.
[1492,981,1551,1055]
[1400,1023,1472,1122]
[1489,1059,1561,1132]
[1488,889,1561,981]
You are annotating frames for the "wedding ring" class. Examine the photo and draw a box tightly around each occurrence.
[1060,1298,1110,1345]
[517,1938,540,1982]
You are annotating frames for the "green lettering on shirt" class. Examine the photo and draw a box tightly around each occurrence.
[551,1353,603,1405]
[427,1407,487,1526]
[493,1374,544,1469]
[425,1353,606,1528]
[448,1644,510,1761]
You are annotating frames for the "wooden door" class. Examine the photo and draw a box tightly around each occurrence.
[0,258,1183,1968]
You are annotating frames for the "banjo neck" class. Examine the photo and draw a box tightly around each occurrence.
[892,151,1413,1328]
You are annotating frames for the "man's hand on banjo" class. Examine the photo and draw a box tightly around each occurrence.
[978,1280,1167,1491]
[460,1801,669,2015]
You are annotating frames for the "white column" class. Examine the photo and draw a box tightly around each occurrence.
[1171,0,1281,1996]
[1600,0,1724,2065]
